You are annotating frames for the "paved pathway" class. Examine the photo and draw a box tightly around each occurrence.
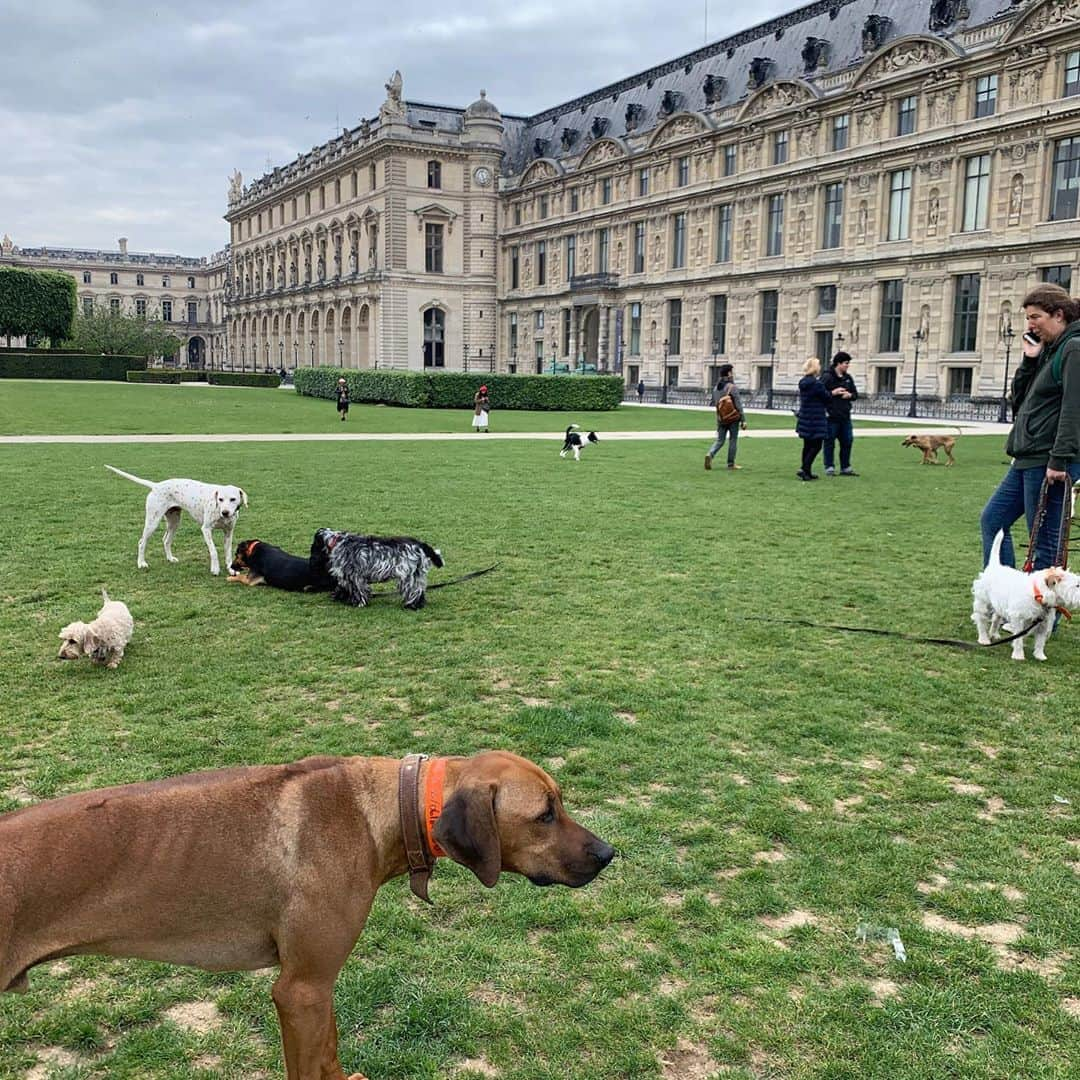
[0,422,1005,445]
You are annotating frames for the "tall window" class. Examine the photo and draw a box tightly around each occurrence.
[629,302,642,354]
[187,301,197,323]
[633,221,645,273]
[831,114,849,152]
[962,154,991,232]
[597,228,610,273]
[109,272,118,285]
[668,298,682,354]
[570,188,579,212]
[562,309,571,355]
[760,290,778,353]
[601,177,612,205]
[716,204,732,262]
[510,245,519,289]
[711,295,728,354]
[536,240,546,285]
[82,271,91,284]
[136,273,144,286]
[638,168,650,196]
[162,275,170,288]
[896,95,917,136]
[671,213,686,269]
[879,280,904,352]
[566,234,576,279]
[135,298,146,318]
[1065,51,1080,97]
[948,367,974,398]
[888,169,912,240]
[773,131,788,165]
[425,223,444,273]
[876,367,897,395]
[535,310,544,331]
[423,307,445,367]
[1050,137,1080,220]
[509,312,518,357]
[162,300,172,322]
[427,160,441,188]
[110,297,121,314]
[82,296,93,315]
[723,145,737,176]
[513,203,522,226]
[822,182,844,249]
[766,194,784,256]
[817,285,837,315]
[539,195,549,219]
[952,274,981,352]
[677,156,690,187]
[187,276,195,289]
[1042,264,1073,290]
[974,75,998,118]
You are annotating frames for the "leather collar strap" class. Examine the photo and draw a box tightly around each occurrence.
[398,754,444,904]
[1033,581,1046,605]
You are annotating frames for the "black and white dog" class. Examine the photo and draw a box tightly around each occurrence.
[560,424,599,461]
[309,528,444,610]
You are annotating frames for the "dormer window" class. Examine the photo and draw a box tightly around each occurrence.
[561,128,578,152]
[533,137,549,158]
[591,116,609,139]
[703,74,726,105]
[862,15,892,53]
[625,103,645,131]
[748,58,774,89]
[661,89,682,115]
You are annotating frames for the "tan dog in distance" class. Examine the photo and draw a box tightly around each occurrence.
[902,433,957,466]
[57,590,133,669]
[0,751,613,1080]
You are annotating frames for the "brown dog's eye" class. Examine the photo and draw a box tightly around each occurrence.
[537,807,555,824]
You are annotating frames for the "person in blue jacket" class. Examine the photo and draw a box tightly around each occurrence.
[796,356,831,481]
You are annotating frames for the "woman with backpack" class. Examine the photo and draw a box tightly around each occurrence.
[705,364,745,471]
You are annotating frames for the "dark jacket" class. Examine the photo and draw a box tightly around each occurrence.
[710,380,744,425]
[796,375,830,439]
[1007,321,1080,470]
[820,367,858,421]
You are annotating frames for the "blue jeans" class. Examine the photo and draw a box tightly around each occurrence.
[707,423,739,466]
[980,463,1080,569]
[823,418,853,471]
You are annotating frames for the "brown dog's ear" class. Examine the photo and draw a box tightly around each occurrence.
[1045,568,1064,586]
[239,488,248,508]
[433,783,501,887]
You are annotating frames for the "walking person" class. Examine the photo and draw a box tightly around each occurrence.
[705,363,746,471]
[979,284,1080,569]
[821,351,859,476]
[796,356,831,481]
[472,384,490,432]
[636,379,645,404]
[335,377,350,422]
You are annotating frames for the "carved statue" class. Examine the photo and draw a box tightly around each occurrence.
[928,190,940,229]
[385,70,402,104]
[380,70,406,122]
[1009,174,1024,219]
[856,201,868,243]
[796,211,807,250]
[850,308,861,345]
[742,219,752,257]
[737,314,747,347]
[919,305,931,340]
[228,170,243,203]
[790,311,800,346]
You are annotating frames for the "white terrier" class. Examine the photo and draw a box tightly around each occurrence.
[971,530,1077,661]
[58,590,134,669]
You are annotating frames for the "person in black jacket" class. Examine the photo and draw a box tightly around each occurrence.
[821,352,859,476]
[335,378,350,422]
[796,356,831,481]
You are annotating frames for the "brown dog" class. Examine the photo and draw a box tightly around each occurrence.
[902,433,957,466]
[0,751,613,1080]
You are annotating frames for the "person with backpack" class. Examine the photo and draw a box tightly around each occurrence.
[820,351,859,476]
[705,363,745,471]
[979,284,1080,569]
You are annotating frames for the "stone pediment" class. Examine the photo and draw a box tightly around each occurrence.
[737,81,816,122]
[646,113,711,148]
[1003,0,1080,43]
[577,138,629,168]
[520,158,561,185]
[413,203,457,233]
[852,36,960,88]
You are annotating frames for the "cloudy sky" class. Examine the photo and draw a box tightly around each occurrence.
[0,0,791,258]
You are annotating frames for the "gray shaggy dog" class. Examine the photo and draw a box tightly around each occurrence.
[310,528,444,609]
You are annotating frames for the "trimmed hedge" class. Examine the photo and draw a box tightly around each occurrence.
[0,352,146,380]
[208,371,281,388]
[293,367,624,410]
[127,370,187,383]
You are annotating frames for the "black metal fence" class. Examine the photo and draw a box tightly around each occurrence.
[624,385,1006,422]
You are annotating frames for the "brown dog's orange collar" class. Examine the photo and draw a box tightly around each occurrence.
[424,757,447,858]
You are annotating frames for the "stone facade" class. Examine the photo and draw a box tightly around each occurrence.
[6,0,1080,400]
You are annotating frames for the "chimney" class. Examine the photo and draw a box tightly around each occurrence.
[118,237,128,255]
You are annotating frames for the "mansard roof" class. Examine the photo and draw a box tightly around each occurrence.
[501,0,1016,176]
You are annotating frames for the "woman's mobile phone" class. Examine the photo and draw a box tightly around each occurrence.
[1022,331,1040,346]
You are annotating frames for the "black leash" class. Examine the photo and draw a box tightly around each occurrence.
[1023,477,1074,572]
[741,614,1045,651]
[367,563,499,600]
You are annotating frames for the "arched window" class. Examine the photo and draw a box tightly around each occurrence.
[423,308,445,368]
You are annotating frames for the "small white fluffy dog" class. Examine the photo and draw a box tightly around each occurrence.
[972,530,1078,660]
[58,590,134,669]
[106,465,247,575]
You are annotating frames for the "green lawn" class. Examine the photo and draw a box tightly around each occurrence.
[0,397,1076,1079]
[0,379,913,436]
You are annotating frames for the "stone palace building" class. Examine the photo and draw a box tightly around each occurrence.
[5,0,1080,401]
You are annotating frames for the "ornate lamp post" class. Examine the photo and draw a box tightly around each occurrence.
[551,346,557,375]
[240,345,246,373]
[309,338,315,367]
[767,338,777,411]
[909,325,927,419]
[711,338,719,389]
[997,319,1016,424]
[661,338,669,403]
[464,343,470,373]
[292,341,298,368]
[338,337,343,366]
[279,341,284,370]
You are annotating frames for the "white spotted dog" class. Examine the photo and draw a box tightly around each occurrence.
[105,465,247,576]
[310,528,444,610]
[560,424,599,462]
[971,529,1080,661]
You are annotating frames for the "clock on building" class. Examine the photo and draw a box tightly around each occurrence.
[473,166,492,187]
